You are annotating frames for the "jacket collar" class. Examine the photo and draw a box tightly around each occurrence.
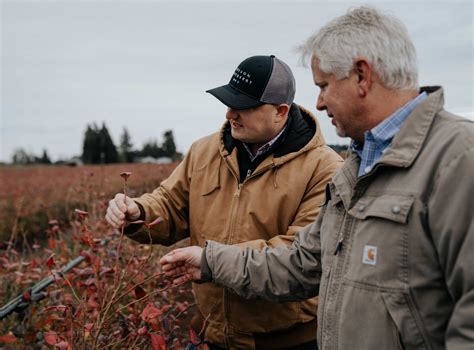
[333,86,444,207]
[218,104,326,167]
[378,86,443,168]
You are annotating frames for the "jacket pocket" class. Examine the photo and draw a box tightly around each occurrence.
[188,158,226,244]
[381,292,430,350]
[337,282,428,350]
[345,194,414,288]
[198,159,221,196]
[349,194,413,223]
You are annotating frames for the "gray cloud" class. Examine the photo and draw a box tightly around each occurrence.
[1,0,472,161]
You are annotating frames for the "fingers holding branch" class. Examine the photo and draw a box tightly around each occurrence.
[105,193,140,228]
[160,247,204,283]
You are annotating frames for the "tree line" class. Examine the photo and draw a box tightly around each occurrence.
[82,123,181,164]
[9,122,348,165]
[10,123,182,165]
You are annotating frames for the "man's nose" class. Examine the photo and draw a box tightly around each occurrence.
[226,108,238,120]
[316,93,326,111]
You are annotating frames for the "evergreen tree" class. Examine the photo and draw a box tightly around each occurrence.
[82,122,118,164]
[161,130,177,159]
[119,127,134,163]
[40,149,52,164]
[99,123,118,163]
[141,140,163,158]
[82,124,101,164]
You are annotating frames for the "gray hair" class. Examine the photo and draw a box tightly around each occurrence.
[298,6,419,90]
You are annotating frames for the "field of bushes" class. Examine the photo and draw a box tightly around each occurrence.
[0,163,206,349]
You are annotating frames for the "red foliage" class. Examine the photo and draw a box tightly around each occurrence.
[22,290,31,301]
[134,285,147,300]
[0,163,207,348]
[45,254,56,268]
[0,332,17,344]
[150,333,167,350]
[141,303,163,323]
[148,216,164,228]
[44,331,59,345]
[74,209,89,218]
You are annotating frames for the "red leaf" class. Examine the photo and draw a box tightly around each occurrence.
[148,217,164,228]
[44,331,58,345]
[87,296,100,308]
[76,267,94,276]
[80,233,95,248]
[84,252,101,272]
[149,333,167,350]
[80,250,91,260]
[40,313,63,327]
[74,209,89,218]
[22,290,31,301]
[42,305,68,313]
[99,267,113,275]
[134,286,147,300]
[46,254,55,268]
[0,332,17,344]
[48,238,57,249]
[176,302,189,313]
[140,303,162,323]
[189,327,201,344]
[84,277,97,288]
[84,323,93,339]
[129,220,146,225]
[56,341,70,350]
[137,326,148,336]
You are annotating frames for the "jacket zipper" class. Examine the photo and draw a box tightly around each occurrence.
[334,235,344,255]
[222,157,245,340]
[325,215,354,348]
[245,164,275,181]
[221,159,276,339]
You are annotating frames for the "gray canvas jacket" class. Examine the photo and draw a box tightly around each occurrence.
[203,87,474,350]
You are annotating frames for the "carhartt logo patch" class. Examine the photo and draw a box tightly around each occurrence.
[362,245,377,265]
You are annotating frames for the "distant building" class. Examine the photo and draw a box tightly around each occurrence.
[139,156,173,164]
[55,156,84,166]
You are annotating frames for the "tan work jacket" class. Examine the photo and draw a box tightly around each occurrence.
[126,106,343,348]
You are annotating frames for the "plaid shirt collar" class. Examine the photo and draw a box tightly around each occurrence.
[351,92,427,176]
[243,125,287,162]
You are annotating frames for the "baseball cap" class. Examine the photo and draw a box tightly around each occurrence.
[206,55,296,110]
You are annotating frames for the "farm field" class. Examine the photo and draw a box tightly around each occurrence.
[0,163,205,349]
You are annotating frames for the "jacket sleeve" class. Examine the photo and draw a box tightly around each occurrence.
[205,214,324,302]
[236,151,342,250]
[124,144,196,246]
[428,144,474,348]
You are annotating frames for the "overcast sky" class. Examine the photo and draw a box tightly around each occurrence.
[1,0,473,162]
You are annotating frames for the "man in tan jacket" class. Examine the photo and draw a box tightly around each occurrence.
[106,55,342,349]
[160,7,474,350]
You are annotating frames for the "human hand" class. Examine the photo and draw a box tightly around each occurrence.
[160,246,203,284]
[105,193,141,229]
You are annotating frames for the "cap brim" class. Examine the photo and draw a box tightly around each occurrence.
[206,84,264,110]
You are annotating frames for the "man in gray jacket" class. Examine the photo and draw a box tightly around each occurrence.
[160,6,474,350]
